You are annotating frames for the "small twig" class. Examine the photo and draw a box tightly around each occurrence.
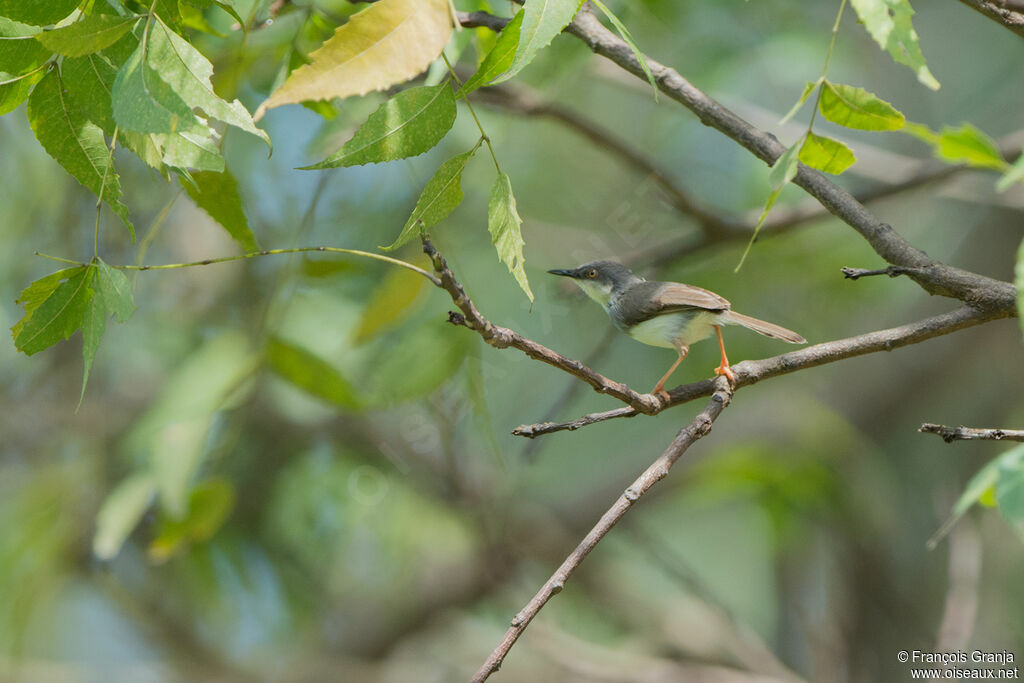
[513,305,1009,437]
[919,423,1024,443]
[471,379,734,682]
[422,237,662,414]
[955,0,1024,38]
[456,10,510,32]
[841,264,928,280]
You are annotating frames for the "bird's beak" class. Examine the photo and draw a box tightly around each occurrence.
[547,268,577,278]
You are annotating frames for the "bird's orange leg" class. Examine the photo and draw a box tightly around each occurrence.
[713,325,736,383]
[652,345,689,400]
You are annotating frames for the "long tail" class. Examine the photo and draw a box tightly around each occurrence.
[723,311,806,344]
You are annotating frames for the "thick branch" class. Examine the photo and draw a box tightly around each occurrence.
[471,380,734,682]
[421,237,662,414]
[919,423,1024,443]
[563,4,1018,312]
[514,305,1009,437]
[955,0,1024,38]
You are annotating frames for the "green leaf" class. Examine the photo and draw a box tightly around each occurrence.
[0,0,80,26]
[112,36,197,134]
[27,68,134,235]
[996,450,1024,531]
[267,337,361,409]
[901,121,939,145]
[0,66,43,115]
[488,172,533,301]
[935,123,1007,171]
[12,265,95,356]
[146,17,270,148]
[80,287,107,405]
[10,267,83,341]
[383,147,476,251]
[257,0,452,116]
[818,81,905,131]
[850,0,939,90]
[36,15,138,57]
[996,150,1024,193]
[798,132,856,175]
[778,80,819,126]
[1016,236,1024,342]
[303,83,456,170]
[93,472,157,560]
[458,9,523,96]
[148,478,235,562]
[353,266,427,342]
[180,168,259,251]
[590,0,656,101]
[62,52,119,135]
[95,259,136,322]
[929,445,1024,548]
[736,139,802,272]
[494,0,584,84]
[0,16,51,74]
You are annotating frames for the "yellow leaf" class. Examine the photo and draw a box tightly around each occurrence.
[256,0,451,118]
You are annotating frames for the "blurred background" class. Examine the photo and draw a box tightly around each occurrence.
[2,0,1023,681]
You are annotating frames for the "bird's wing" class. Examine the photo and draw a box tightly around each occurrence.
[616,281,730,326]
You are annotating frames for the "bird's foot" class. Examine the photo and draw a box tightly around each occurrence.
[655,389,671,403]
[713,364,736,384]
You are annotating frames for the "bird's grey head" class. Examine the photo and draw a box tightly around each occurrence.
[547,260,642,307]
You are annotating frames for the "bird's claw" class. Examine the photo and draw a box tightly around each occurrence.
[713,365,736,384]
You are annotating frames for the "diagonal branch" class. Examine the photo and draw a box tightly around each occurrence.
[471,379,735,683]
[513,304,1010,438]
[955,0,1024,38]
[920,423,1024,443]
[421,237,662,415]
[562,4,1017,313]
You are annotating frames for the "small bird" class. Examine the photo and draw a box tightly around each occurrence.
[548,261,806,397]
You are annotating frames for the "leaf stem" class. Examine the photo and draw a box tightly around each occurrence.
[0,61,51,86]
[807,0,847,133]
[36,247,443,286]
[441,52,501,174]
[95,127,120,256]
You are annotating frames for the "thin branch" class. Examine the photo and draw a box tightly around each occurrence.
[563,3,1017,313]
[513,305,1009,437]
[919,423,1024,443]
[840,265,928,280]
[471,379,734,682]
[456,10,510,32]
[955,0,1024,38]
[421,237,662,414]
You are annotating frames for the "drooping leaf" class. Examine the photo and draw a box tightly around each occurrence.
[0,0,80,27]
[0,16,50,74]
[95,259,136,322]
[353,266,426,342]
[0,66,43,115]
[850,0,939,90]
[383,147,476,251]
[93,472,157,560]
[180,168,259,251]
[818,81,905,131]
[798,132,856,175]
[35,15,138,57]
[488,172,533,301]
[779,80,819,125]
[146,17,270,147]
[11,265,95,356]
[493,0,584,84]
[304,83,457,169]
[28,69,134,235]
[80,288,107,405]
[256,0,452,117]
[458,9,523,96]
[112,36,197,134]
[590,0,656,100]
[935,123,1007,171]
[267,337,361,409]
[148,478,236,562]
[930,445,1024,547]
[997,150,1024,193]
[736,139,802,271]
[996,451,1024,532]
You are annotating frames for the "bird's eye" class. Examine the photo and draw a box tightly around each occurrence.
[586,269,597,279]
